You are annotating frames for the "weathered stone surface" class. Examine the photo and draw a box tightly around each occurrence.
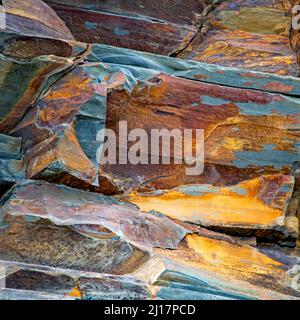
[0,180,190,251]
[1,224,149,276]
[46,0,300,75]
[0,54,73,134]
[291,0,300,70]
[133,235,300,299]
[45,0,204,55]
[47,4,197,56]
[179,0,299,75]
[0,0,299,301]
[0,134,25,197]
[0,0,82,134]
[46,0,204,25]
[1,263,151,300]
[0,213,150,274]
[91,63,300,192]
[11,65,107,187]
[2,0,74,41]
[89,44,300,95]
[6,43,299,192]
[125,175,298,244]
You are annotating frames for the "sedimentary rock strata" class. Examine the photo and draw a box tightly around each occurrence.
[45,0,205,55]
[0,0,299,300]
[179,0,299,75]
[125,174,298,244]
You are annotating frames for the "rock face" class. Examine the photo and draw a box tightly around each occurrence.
[0,180,190,251]
[125,175,298,244]
[45,0,204,55]
[0,134,25,197]
[46,0,300,75]
[12,66,106,187]
[179,0,298,75]
[0,0,300,300]
[0,0,78,134]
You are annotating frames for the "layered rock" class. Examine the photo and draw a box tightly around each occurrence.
[124,175,298,244]
[45,0,206,55]
[46,0,300,75]
[0,0,82,134]
[0,0,299,301]
[11,66,107,187]
[179,0,299,75]
[1,180,300,300]
[88,51,300,194]
[0,134,25,197]
[0,180,190,251]
[148,235,300,299]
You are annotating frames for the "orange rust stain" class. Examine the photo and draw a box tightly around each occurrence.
[27,128,96,181]
[223,137,247,151]
[66,287,82,299]
[56,127,96,176]
[127,177,283,227]
[186,234,282,268]
[154,234,284,296]
[1,62,69,132]
[45,77,91,101]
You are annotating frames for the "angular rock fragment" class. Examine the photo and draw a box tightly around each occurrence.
[7,43,300,192]
[133,234,300,300]
[11,64,108,187]
[0,0,86,60]
[87,58,300,192]
[1,263,151,300]
[46,0,204,25]
[0,54,74,134]
[0,134,25,197]
[0,180,190,251]
[2,0,74,41]
[46,0,300,75]
[89,44,300,95]
[179,0,299,75]
[0,213,150,274]
[0,0,83,134]
[45,0,204,55]
[125,175,298,244]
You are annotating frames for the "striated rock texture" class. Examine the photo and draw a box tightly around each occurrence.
[0,0,300,300]
[0,0,80,134]
[46,0,300,75]
[125,175,298,244]
[12,66,107,188]
[45,0,205,55]
[0,134,25,197]
[179,0,299,75]
[0,180,190,251]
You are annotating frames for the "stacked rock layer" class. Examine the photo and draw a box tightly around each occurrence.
[0,0,300,300]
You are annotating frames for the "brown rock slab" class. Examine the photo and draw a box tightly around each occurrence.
[11,65,107,188]
[179,0,298,75]
[1,263,151,300]
[125,174,298,244]
[45,0,205,55]
[97,71,300,193]
[0,180,190,251]
[133,234,300,299]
